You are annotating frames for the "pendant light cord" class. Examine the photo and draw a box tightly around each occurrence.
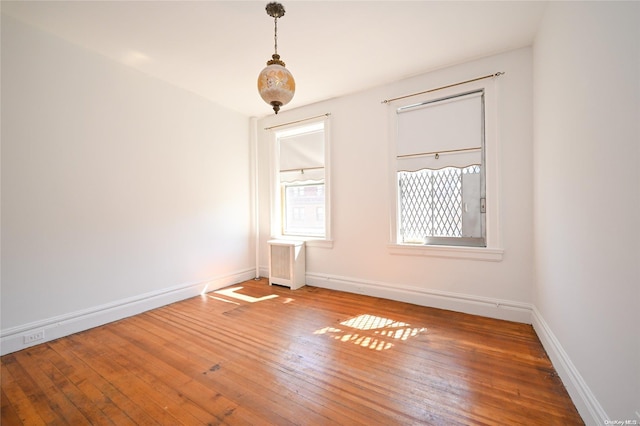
[274,17,278,55]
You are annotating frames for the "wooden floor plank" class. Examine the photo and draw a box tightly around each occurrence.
[148,297,419,424]
[64,331,191,425]
[1,388,23,426]
[104,321,259,425]
[0,364,47,426]
[51,335,165,425]
[0,278,583,425]
[42,340,137,426]
[121,313,338,425]
[28,347,115,426]
[11,345,96,425]
[2,352,70,425]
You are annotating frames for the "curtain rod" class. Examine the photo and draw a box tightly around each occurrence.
[280,166,324,173]
[381,72,505,105]
[264,113,331,130]
[397,146,481,160]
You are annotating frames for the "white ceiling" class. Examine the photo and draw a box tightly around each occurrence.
[1,1,548,117]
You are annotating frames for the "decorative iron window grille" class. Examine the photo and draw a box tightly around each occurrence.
[398,165,481,244]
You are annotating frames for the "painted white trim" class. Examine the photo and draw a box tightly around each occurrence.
[305,272,531,323]
[259,265,270,278]
[0,268,255,356]
[531,306,608,426]
[388,243,503,261]
[270,236,333,249]
[251,116,261,279]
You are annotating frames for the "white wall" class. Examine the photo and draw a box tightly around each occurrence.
[533,2,640,423]
[257,48,534,321]
[1,15,253,352]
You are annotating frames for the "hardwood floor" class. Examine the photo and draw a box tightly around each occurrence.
[2,278,583,425]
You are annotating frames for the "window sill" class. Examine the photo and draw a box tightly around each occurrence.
[273,236,333,249]
[388,243,503,261]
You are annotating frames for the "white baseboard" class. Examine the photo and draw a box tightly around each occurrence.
[305,272,533,323]
[0,268,255,356]
[531,306,607,426]
[259,265,269,279]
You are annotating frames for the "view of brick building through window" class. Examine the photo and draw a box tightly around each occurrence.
[283,183,325,236]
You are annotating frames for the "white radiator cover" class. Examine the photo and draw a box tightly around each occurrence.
[267,240,306,289]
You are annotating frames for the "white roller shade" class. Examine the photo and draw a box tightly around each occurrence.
[397,91,483,171]
[279,130,324,183]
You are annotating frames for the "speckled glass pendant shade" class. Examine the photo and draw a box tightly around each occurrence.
[257,2,295,114]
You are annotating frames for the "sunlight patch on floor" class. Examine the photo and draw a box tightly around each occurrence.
[206,295,240,305]
[314,314,425,351]
[213,286,279,303]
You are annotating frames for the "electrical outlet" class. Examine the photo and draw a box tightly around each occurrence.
[23,330,45,345]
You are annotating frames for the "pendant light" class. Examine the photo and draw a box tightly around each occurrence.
[257,2,295,114]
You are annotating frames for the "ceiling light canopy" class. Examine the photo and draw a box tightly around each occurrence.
[257,2,295,114]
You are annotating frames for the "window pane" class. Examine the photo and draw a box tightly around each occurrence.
[398,166,483,246]
[283,183,325,237]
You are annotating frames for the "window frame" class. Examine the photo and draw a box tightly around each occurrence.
[270,117,332,248]
[387,78,503,261]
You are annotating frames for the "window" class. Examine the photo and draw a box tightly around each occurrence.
[395,90,485,247]
[390,78,502,259]
[273,119,330,243]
